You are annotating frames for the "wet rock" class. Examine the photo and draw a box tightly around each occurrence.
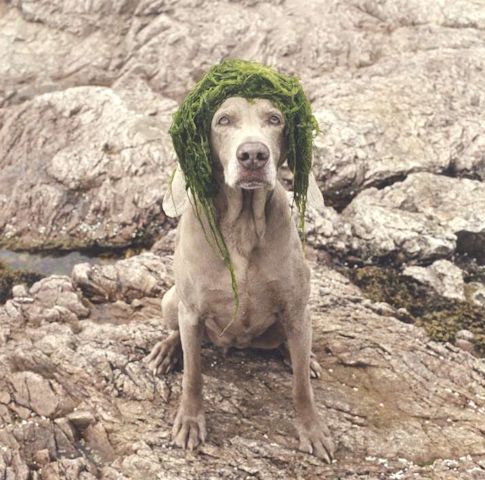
[403,260,465,301]
[0,87,173,251]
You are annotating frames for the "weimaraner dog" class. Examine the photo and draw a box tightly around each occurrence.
[146,96,334,462]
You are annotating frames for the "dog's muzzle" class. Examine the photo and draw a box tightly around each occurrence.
[236,142,269,170]
[235,141,271,189]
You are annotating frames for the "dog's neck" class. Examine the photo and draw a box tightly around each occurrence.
[215,184,271,255]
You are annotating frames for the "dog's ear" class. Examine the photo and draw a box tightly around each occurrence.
[163,165,190,217]
[307,172,325,213]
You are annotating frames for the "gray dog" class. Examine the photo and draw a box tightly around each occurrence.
[146,96,334,462]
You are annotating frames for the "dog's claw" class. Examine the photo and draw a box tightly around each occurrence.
[146,332,182,376]
[172,407,206,451]
[310,357,322,379]
[281,346,323,380]
[297,416,334,463]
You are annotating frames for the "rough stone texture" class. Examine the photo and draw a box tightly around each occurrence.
[0,86,176,251]
[466,282,485,308]
[403,259,465,301]
[1,252,485,479]
[1,0,485,477]
[2,0,485,252]
[72,252,173,303]
[318,173,485,261]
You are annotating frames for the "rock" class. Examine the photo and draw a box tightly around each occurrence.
[11,285,29,299]
[11,371,62,418]
[403,260,465,301]
[0,252,484,478]
[72,252,172,303]
[3,275,90,328]
[0,87,174,251]
[33,448,50,467]
[0,263,43,305]
[312,45,485,206]
[66,410,96,431]
[83,423,116,463]
[465,282,485,307]
[456,329,474,342]
[455,330,476,354]
[327,173,485,261]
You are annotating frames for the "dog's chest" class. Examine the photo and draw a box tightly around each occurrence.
[199,248,289,347]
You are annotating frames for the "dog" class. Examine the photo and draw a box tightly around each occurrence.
[146,96,334,462]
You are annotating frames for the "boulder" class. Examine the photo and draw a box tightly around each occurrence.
[325,173,485,261]
[0,87,174,251]
[402,260,465,301]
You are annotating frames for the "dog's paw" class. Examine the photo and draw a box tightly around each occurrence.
[297,415,334,463]
[145,332,182,375]
[172,407,207,451]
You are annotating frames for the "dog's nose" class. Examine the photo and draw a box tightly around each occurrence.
[236,142,270,170]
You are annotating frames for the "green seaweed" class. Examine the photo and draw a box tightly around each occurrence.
[348,265,485,355]
[169,59,318,317]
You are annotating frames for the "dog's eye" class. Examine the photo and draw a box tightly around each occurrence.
[269,114,281,125]
[217,115,230,126]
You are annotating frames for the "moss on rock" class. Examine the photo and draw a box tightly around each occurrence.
[348,265,485,355]
[0,262,43,304]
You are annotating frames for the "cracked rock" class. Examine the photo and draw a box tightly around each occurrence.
[328,173,485,261]
[403,260,465,301]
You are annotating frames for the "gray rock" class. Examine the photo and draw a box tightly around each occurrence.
[3,275,89,328]
[325,173,485,261]
[403,260,465,301]
[456,329,474,342]
[465,282,485,307]
[72,252,172,303]
[0,87,173,251]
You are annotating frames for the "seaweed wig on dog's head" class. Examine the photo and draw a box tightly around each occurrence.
[169,59,319,316]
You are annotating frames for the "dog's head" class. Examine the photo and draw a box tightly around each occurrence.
[210,96,284,191]
[165,59,323,219]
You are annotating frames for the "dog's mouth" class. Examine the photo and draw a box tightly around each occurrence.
[237,180,266,190]
[236,170,269,190]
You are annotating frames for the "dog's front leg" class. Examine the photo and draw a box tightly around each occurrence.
[285,309,334,463]
[172,302,206,450]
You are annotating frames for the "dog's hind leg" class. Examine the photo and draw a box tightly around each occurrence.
[146,286,182,375]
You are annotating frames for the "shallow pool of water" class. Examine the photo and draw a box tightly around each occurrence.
[0,249,116,276]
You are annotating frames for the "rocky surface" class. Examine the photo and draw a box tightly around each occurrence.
[2,0,485,253]
[403,259,465,301]
[312,173,485,262]
[0,86,176,251]
[1,0,485,478]
[0,253,484,479]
